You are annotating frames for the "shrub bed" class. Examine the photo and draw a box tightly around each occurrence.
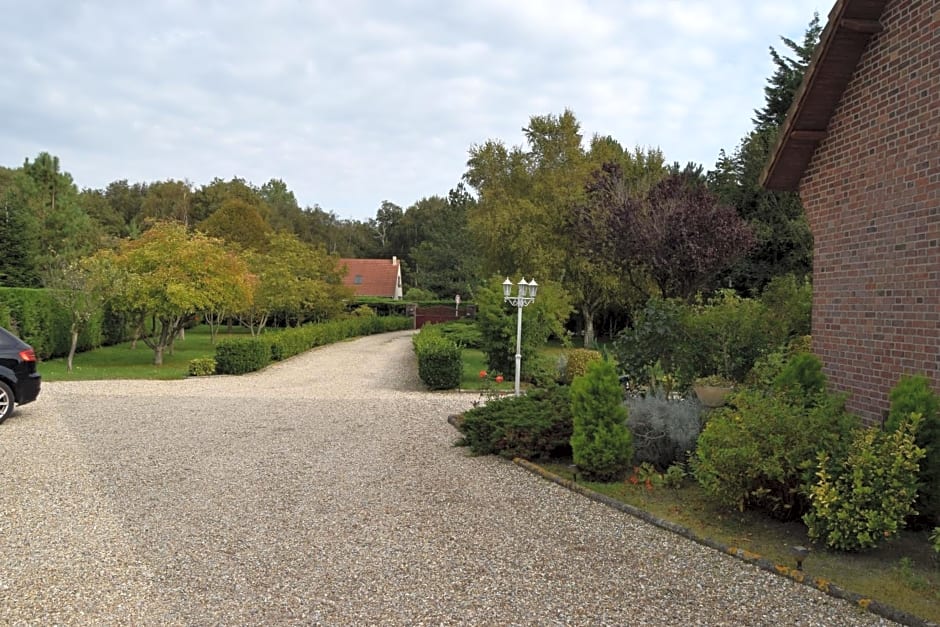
[692,388,858,520]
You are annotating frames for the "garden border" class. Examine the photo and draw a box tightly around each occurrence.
[509,456,938,627]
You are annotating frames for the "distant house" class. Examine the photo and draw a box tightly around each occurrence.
[339,256,403,300]
[762,0,939,424]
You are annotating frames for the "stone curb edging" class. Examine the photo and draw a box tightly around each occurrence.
[510,457,939,627]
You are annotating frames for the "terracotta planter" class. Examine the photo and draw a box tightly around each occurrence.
[693,384,733,408]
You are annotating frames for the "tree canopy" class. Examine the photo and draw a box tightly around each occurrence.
[100,222,255,364]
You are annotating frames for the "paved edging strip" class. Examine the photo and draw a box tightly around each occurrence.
[511,457,938,627]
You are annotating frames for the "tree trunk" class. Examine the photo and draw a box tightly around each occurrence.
[153,345,164,366]
[582,305,596,348]
[67,329,79,373]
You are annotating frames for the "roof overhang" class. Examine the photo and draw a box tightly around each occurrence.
[761,0,890,191]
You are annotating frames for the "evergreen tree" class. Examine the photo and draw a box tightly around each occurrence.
[754,13,822,130]
[0,167,42,287]
[709,14,822,294]
[570,359,633,481]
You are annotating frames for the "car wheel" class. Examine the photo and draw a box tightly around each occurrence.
[0,380,13,424]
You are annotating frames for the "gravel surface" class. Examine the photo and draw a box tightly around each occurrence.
[0,330,896,625]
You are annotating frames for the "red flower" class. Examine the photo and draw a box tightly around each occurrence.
[628,475,638,485]
[495,375,504,383]
[645,479,654,491]
[479,370,487,378]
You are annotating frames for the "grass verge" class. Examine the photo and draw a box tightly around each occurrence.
[539,462,940,623]
[40,325,249,381]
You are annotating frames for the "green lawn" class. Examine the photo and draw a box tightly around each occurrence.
[40,325,249,381]
[459,348,515,393]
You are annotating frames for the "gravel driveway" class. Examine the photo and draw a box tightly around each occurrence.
[0,330,894,626]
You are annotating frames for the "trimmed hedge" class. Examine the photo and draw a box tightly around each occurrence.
[216,315,413,374]
[413,324,462,390]
[215,338,272,374]
[268,315,412,361]
[0,287,107,358]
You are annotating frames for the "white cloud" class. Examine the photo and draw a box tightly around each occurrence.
[0,0,824,220]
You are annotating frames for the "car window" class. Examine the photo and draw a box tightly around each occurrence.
[0,327,24,347]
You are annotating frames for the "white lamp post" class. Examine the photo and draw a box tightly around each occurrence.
[502,277,538,396]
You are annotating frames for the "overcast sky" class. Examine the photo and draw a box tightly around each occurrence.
[2,1,823,222]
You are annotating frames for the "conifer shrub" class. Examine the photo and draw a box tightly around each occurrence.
[772,351,827,402]
[570,359,633,481]
[886,374,940,525]
[744,335,812,389]
[457,386,572,459]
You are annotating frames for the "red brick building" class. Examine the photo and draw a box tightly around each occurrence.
[763,0,940,424]
[339,257,403,300]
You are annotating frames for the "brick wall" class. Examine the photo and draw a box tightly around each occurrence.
[799,0,940,424]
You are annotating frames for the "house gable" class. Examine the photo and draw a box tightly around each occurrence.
[762,0,940,424]
[339,257,403,300]
[762,0,889,191]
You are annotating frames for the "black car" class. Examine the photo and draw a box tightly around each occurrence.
[0,326,41,423]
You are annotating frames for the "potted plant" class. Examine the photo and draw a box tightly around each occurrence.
[693,373,735,408]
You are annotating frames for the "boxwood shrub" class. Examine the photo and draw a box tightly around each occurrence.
[413,325,461,390]
[215,337,272,374]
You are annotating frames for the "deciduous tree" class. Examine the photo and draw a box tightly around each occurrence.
[103,222,255,364]
[239,231,351,334]
[197,198,272,251]
[592,168,754,301]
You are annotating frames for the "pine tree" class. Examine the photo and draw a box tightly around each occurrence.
[753,13,822,130]
[0,168,42,287]
[708,13,822,295]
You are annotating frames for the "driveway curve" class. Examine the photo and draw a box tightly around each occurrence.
[0,330,893,626]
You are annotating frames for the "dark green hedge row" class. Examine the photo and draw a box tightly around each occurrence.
[412,324,462,390]
[0,287,111,359]
[215,315,413,374]
[268,315,412,361]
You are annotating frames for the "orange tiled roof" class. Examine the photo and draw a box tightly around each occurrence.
[339,258,400,298]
